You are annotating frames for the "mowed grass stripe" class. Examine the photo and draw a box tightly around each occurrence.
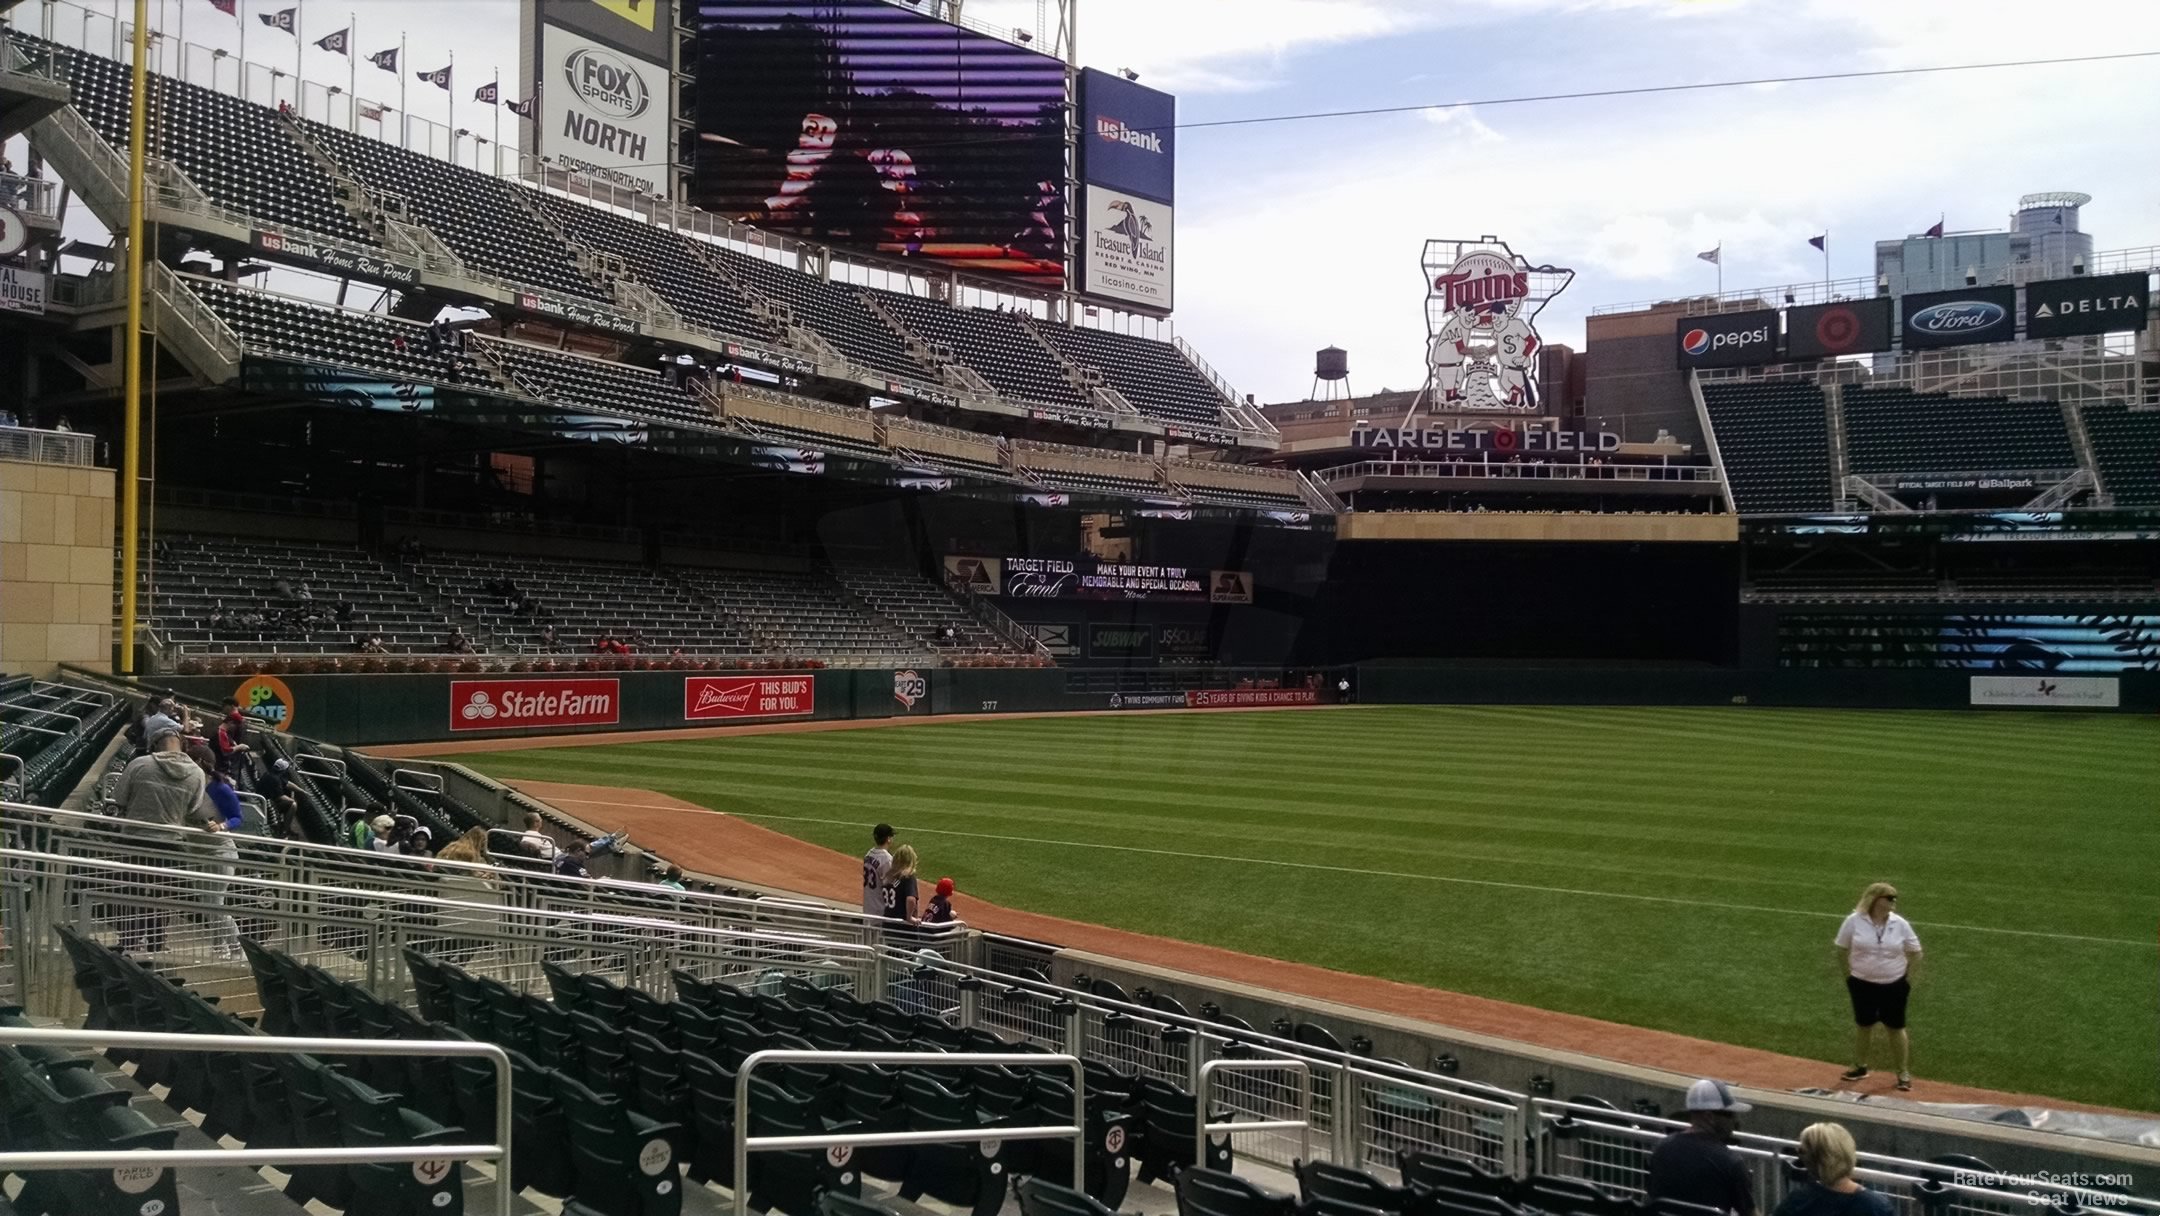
[453,705,2160,1110]
[485,743,2159,928]
[493,748,2160,899]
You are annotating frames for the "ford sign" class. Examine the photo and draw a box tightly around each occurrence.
[565,46,650,120]
[1908,300,2005,333]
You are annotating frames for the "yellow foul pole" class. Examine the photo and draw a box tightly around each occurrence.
[119,0,149,674]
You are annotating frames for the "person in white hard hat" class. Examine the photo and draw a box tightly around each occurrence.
[1646,1079,1757,1216]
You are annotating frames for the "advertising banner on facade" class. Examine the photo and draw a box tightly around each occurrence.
[1187,688,1318,708]
[1002,557,1209,601]
[1208,571,1253,604]
[539,21,673,196]
[1785,298,1894,359]
[684,675,815,720]
[1675,309,1779,369]
[942,555,1001,596]
[1088,622,1154,659]
[1077,68,1174,203]
[892,669,928,713]
[534,0,674,62]
[1080,184,1173,311]
[2022,273,2149,339]
[0,266,47,315]
[1969,676,2120,708]
[450,678,620,731]
[1899,285,2016,349]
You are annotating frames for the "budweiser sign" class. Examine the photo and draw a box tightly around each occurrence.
[685,675,815,721]
[449,678,619,731]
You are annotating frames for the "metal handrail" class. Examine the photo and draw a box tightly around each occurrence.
[1198,1057,1311,1165]
[732,1049,1084,1216]
[0,1027,513,1216]
[0,425,94,468]
[1318,460,1721,484]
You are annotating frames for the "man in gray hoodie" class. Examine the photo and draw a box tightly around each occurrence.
[112,727,220,953]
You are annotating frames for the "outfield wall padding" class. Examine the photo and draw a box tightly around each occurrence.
[158,664,2158,746]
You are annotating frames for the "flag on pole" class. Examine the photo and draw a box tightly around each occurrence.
[508,96,536,119]
[1807,234,1827,252]
[259,7,297,32]
[204,0,238,15]
[474,81,499,104]
[1696,246,1721,265]
[1923,219,1945,238]
[315,29,349,54]
[418,64,452,89]
[368,47,399,72]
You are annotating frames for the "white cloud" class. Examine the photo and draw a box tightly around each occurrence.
[1418,105,1504,144]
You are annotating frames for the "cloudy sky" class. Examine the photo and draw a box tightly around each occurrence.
[36,0,2160,402]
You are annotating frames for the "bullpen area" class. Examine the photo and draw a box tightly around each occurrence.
[445,704,2160,1112]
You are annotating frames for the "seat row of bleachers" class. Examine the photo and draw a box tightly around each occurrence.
[1843,387,2077,474]
[304,119,607,302]
[403,549,758,656]
[45,41,1263,441]
[874,293,1097,414]
[52,927,472,1216]
[533,193,780,343]
[830,566,1008,654]
[0,678,126,804]
[480,337,716,430]
[186,276,488,387]
[676,565,931,658]
[136,532,461,655]
[1699,381,1835,514]
[1033,320,1234,428]
[2081,403,2160,505]
[54,40,376,245]
[720,248,934,383]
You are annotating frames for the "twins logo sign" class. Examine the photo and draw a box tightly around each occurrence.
[1422,237,1572,413]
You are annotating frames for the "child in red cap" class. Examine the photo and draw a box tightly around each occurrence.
[926,877,957,925]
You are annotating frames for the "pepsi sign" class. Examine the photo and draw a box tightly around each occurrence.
[1675,308,1780,369]
[1899,285,2015,348]
[1078,68,1175,205]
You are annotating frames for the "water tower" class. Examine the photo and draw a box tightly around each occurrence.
[1312,346,1351,400]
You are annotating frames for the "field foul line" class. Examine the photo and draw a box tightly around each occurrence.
[701,809,2151,949]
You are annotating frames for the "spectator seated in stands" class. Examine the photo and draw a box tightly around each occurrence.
[1647,1079,1757,1216]
[1774,1123,1891,1216]
[446,625,476,655]
[385,814,434,857]
[435,825,493,865]
[517,810,557,861]
[553,839,593,879]
[257,757,300,837]
[657,865,687,891]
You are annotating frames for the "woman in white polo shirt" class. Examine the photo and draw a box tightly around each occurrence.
[1835,882,1922,1091]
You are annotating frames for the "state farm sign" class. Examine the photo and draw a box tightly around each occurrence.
[450,679,620,731]
[685,675,815,721]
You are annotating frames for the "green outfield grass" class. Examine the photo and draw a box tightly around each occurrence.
[450,705,2160,1111]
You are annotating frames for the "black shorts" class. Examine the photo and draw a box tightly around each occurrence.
[1847,975,1911,1029]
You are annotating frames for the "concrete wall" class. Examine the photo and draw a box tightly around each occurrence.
[0,457,114,676]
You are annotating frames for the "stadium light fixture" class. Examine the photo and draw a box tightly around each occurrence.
[1014,28,1032,42]
[1877,275,1890,296]
[1120,68,1139,80]
[1965,267,1978,286]
[2073,256,2086,276]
